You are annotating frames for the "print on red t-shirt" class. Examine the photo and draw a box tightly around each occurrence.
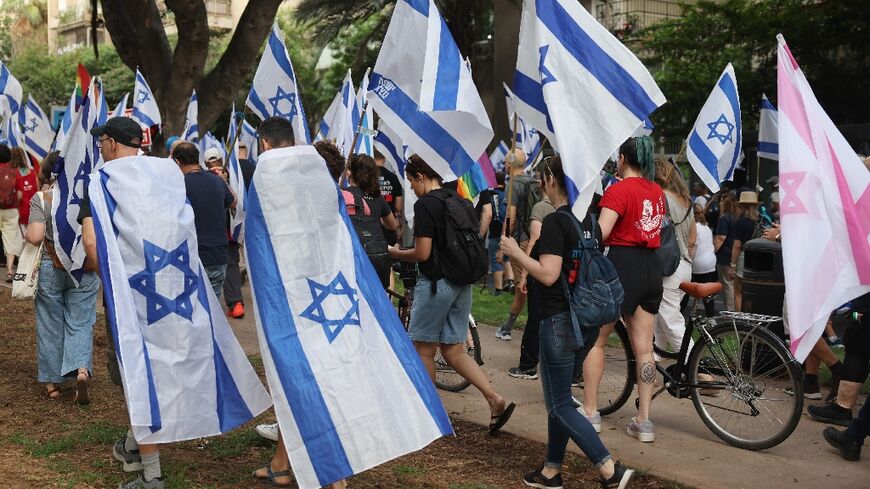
[15,169,39,226]
[599,177,665,248]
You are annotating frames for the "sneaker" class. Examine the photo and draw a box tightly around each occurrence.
[823,426,861,461]
[226,302,245,319]
[626,417,654,442]
[576,403,601,434]
[255,422,279,441]
[803,380,822,400]
[113,437,143,472]
[826,335,844,349]
[808,403,853,427]
[502,280,516,294]
[600,461,634,489]
[501,330,512,341]
[523,468,563,489]
[508,367,538,380]
[118,474,165,489]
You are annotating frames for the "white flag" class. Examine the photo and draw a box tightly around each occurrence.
[0,61,23,118]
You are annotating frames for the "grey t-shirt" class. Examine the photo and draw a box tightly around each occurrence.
[29,192,54,258]
[666,192,693,264]
[530,198,556,225]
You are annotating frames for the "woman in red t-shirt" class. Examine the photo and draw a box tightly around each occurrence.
[12,148,39,233]
[582,136,664,443]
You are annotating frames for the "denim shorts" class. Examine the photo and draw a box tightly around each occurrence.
[486,237,504,272]
[408,275,472,344]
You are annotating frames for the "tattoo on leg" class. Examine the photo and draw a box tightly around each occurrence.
[641,361,656,385]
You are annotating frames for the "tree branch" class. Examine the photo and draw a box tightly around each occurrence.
[162,0,209,135]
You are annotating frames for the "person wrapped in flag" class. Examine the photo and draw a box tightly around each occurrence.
[245,117,452,489]
[80,117,272,489]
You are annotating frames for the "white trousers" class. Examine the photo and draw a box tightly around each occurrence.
[655,259,693,361]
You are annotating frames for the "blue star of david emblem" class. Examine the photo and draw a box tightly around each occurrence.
[299,272,360,343]
[706,114,734,145]
[137,89,150,104]
[128,240,199,325]
[268,87,297,121]
[539,45,557,86]
[24,117,38,133]
[69,162,90,206]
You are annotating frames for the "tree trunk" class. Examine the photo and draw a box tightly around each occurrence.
[493,0,522,144]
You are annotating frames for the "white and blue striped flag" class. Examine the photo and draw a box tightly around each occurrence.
[373,120,407,177]
[368,0,493,181]
[314,87,341,144]
[514,0,666,217]
[240,120,259,164]
[226,105,246,242]
[504,83,541,158]
[247,24,311,144]
[88,155,271,444]
[758,93,778,161]
[245,145,451,489]
[354,68,375,157]
[328,70,357,157]
[52,80,102,283]
[132,69,161,128]
[112,93,129,119]
[23,95,54,159]
[686,63,742,193]
[489,140,509,172]
[1,112,23,148]
[183,90,199,142]
[0,61,22,118]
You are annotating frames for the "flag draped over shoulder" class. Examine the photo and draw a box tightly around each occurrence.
[88,155,271,443]
[368,0,493,181]
[246,24,311,144]
[686,63,742,193]
[777,34,870,362]
[514,0,666,218]
[183,90,199,142]
[244,146,451,489]
[23,95,54,159]
[0,60,23,118]
[758,94,778,161]
[132,69,161,128]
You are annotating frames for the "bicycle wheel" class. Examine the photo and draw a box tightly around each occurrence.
[688,318,803,450]
[434,321,480,392]
[575,321,635,416]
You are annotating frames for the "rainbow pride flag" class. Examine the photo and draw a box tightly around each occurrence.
[75,63,91,110]
[456,152,498,200]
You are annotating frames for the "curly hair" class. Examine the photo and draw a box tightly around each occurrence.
[348,154,381,197]
[314,140,346,182]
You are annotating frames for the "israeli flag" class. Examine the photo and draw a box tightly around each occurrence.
[489,140,509,171]
[0,61,22,118]
[53,89,77,153]
[314,88,341,143]
[245,145,451,489]
[686,63,742,193]
[88,155,271,443]
[240,120,258,164]
[514,0,665,217]
[504,83,542,158]
[52,80,102,283]
[0,114,22,148]
[354,69,375,157]
[368,0,493,182]
[112,93,129,119]
[182,90,199,142]
[757,94,778,161]
[199,131,225,165]
[329,71,357,157]
[226,106,246,242]
[132,69,161,128]
[23,95,54,159]
[373,120,407,177]
[246,23,311,144]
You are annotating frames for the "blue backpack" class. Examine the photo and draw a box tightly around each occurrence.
[558,211,625,334]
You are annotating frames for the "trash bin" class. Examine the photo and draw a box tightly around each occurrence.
[741,237,786,340]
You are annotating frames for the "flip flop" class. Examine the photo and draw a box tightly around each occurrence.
[74,374,90,405]
[5,273,12,283]
[252,465,293,487]
[489,402,516,435]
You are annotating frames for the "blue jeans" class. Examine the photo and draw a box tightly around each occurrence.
[35,258,100,383]
[539,311,611,468]
[205,264,227,301]
[486,237,504,273]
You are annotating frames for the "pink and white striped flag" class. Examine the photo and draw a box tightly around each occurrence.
[777,34,870,362]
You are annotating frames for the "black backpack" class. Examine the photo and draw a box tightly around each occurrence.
[429,189,488,289]
[558,211,624,337]
[343,187,392,288]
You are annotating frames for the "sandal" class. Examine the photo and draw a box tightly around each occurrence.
[46,387,61,400]
[5,272,12,283]
[489,402,516,435]
[252,465,292,487]
[74,373,90,405]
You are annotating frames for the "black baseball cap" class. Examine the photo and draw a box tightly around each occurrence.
[90,117,143,148]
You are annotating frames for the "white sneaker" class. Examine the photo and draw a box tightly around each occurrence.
[575,401,601,433]
[255,422,279,441]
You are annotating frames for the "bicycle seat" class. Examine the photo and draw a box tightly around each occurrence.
[680,282,722,298]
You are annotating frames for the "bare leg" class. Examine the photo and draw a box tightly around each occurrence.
[733,277,743,312]
[810,337,838,368]
[493,271,504,291]
[5,253,13,272]
[625,307,656,423]
[254,432,291,485]
[440,343,506,415]
[414,341,437,381]
[582,321,616,414]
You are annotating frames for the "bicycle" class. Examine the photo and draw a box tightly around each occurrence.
[387,260,483,392]
[576,281,804,450]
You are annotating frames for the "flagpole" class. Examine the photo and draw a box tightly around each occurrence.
[503,114,520,237]
[224,105,249,155]
[755,153,761,191]
[348,100,369,159]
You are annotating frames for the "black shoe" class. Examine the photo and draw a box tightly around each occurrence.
[823,427,861,461]
[803,379,822,400]
[523,468,563,489]
[600,461,634,489]
[508,367,539,380]
[824,376,841,404]
[808,403,853,427]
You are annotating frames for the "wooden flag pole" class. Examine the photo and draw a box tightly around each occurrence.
[224,105,249,156]
[503,114,520,238]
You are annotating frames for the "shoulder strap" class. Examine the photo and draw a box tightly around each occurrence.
[556,210,598,250]
[674,197,693,225]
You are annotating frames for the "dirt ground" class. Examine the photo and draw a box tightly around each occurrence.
[0,291,681,489]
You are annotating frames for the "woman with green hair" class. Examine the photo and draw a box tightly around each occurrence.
[581,136,666,443]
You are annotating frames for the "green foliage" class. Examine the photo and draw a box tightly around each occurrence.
[9,421,126,458]
[637,0,870,145]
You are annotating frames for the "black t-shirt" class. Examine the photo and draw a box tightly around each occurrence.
[533,206,602,318]
[240,158,256,191]
[733,216,756,245]
[475,188,505,238]
[378,166,403,245]
[852,292,870,315]
[413,188,451,281]
[184,170,234,267]
[715,214,736,264]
